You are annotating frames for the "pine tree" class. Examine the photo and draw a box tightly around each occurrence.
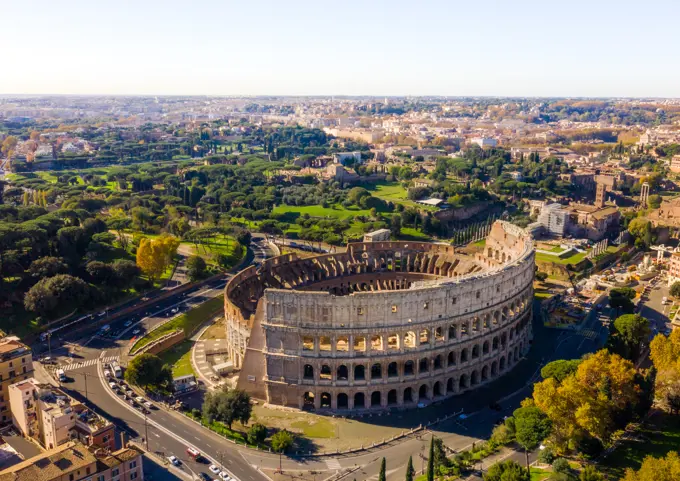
[378,458,386,481]
[405,455,415,481]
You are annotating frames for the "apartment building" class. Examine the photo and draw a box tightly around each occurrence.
[0,334,33,423]
[9,379,115,450]
[0,440,144,481]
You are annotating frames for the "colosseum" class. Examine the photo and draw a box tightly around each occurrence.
[224,221,534,412]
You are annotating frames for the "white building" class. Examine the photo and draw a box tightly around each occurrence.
[536,203,570,237]
[470,137,497,148]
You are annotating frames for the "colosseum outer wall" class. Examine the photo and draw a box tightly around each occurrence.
[229,221,535,412]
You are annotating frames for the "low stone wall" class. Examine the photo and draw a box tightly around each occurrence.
[135,330,185,356]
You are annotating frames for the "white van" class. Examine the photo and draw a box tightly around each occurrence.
[57,369,66,382]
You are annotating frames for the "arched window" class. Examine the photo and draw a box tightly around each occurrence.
[303,364,314,380]
[354,365,365,381]
[337,365,348,381]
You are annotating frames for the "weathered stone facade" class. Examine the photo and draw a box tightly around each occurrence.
[226,221,534,412]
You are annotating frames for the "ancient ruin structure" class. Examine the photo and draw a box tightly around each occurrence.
[225,221,534,412]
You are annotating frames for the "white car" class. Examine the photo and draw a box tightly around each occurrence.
[108,382,117,389]
[219,472,229,480]
[104,370,111,378]
[144,401,153,409]
[124,320,133,327]
[209,465,221,474]
[168,455,180,466]
[132,329,141,335]
[135,396,145,404]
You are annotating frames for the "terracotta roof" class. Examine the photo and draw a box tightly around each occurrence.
[0,442,96,481]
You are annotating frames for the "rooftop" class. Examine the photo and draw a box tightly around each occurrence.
[0,441,95,481]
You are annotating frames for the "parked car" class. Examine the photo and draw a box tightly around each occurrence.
[108,382,117,390]
[209,465,221,474]
[168,455,181,466]
[132,329,141,335]
[104,370,111,378]
[144,401,153,409]
[124,320,133,327]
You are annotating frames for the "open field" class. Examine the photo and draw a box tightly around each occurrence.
[272,203,373,221]
[535,250,587,265]
[185,234,245,269]
[131,295,224,352]
[365,181,439,211]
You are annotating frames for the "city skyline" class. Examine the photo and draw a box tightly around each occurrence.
[3,0,680,97]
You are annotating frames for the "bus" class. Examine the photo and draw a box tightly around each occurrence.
[186,447,201,461]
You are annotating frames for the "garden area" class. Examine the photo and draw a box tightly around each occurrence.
[156,340,195,377]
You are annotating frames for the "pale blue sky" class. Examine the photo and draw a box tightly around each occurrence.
[2,0,678,97]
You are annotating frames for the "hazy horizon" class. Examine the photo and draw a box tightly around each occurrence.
[3,0,679,97]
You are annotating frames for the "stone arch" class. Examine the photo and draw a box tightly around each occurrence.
[472,317,481,332]
[433,381,442,397]
[472,344,480,359]
[491,360,498,377]
[371,363,382,379]
[461,348,469,363]
[448,323,457,339]
[500,356,506,371]
[482,341,490,355]
[492,337,499,351]
[447,351,456,366]
[404,331,417,348]
[388,362,398,378]
[433,354,442,370]
[493,310,500,325]
[371,391,381,407]
[354,364,366,380]
[418,384,429,401]
[404,387,414,403]
[354,336,366,352]
[404,360,415,376]
[502,252,507,263]
[337,364,348,381]
[387,389,398,405]
[419,357,429,373]
[303,364,314,380]
[459,374,469,389]
[471,370,479,385]
[303,392,315,410]
[419,328,430,344]
[336,336,349,352]
[337,393,348,409]
[481,365,489,381]
[354,392,365,408]
[446,377,454,393]
[320,392,331,408]
[320,365,332,380]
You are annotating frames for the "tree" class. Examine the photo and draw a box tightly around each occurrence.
[579,465,605,481]
[622,451,680,481]
[270,430,294,453]
[203,387,252,429]
[537,447,555,465]
[86,261,114,285]
[670,282,680,298]
[136,234,180,283]
[405,455,415,481]
[609,287,636,315]
[247,423,267,445]
[514,406,552,473]
[28,256,68,278]
[483,460,529,481]
[378,457,386,481]
[611,314,650,361]
[390,214,402,237]
[552,458,571,475]
[24,274,90,317]
[535,271,548,282]
[186,255,208,281]
[124,353,172,391]
[426,436,435,481]
[112,259,140,287]
[541,359,582,383]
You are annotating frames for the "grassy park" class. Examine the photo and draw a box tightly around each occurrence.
[157,340,195,377]
[130,295,224,353]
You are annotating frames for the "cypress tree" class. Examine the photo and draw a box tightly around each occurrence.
[405,455,415,481]
[378,457,386,481]
[426,437,435,481]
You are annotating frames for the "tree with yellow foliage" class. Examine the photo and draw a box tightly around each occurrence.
[622,451,680,481]
[532,350,641,453]
[136,234,180,283]
[650,330,680,414]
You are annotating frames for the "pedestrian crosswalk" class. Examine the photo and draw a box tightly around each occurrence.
[60,356,119,372]
[325,458,342,470]
[579,329,597,339]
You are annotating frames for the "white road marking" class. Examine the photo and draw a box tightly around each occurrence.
[60,356,119,372]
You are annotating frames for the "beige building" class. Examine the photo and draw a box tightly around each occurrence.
[0,334,33,423]
[670,155,680,174]
[0,440,144,481]
[9,379,115,450]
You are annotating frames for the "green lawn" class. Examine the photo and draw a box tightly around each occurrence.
[272,204,373,221]
[186,235,245,269]
[599,412,680,479]
[156,340,195,377]
[290,419,336,438]
[535,250,587,265]
[131,295,224,353]
[530,468,551,481]
[365,181,439,211]
[398,227,431,241]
